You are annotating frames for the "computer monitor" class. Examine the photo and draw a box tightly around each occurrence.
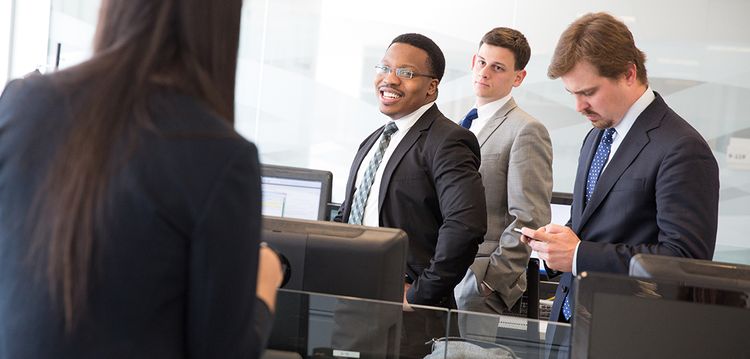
[261,216,407,301]
[629,253,750,290]
[261,216,408,356]
[550,191,573,226]
[572,271,750,358]
[261,164,333,221]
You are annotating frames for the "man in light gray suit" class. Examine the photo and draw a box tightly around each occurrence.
[454,27,553,319]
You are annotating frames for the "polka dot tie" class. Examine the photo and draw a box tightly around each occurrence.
[562,294,573,321]
[460,108,478,129]
[585,128,616,204]
[348,122,399,225]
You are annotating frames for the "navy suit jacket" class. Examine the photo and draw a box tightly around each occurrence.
[550,92,719,323]
[337,104,487,307]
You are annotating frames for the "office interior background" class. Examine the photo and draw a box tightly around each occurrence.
[2,0,749,264]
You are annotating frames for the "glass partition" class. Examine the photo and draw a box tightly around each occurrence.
[267,289,571,359]
[268,289,451,359]
[446,309,571,359]
[234,0,750,265]
[30,0,750,265]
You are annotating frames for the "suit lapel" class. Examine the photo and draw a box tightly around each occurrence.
[476,98,517,147]
[578,95,667,228]
[572,129,598,232]
[345,128,382,203]
[377,104,439,214]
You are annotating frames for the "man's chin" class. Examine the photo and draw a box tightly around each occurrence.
[590,119,613,129]
[378,105,400,119]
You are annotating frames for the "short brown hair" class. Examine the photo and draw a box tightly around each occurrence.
[480,27,531,71]
[547,12,647,84]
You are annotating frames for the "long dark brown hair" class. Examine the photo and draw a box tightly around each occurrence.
[28,0,243,330]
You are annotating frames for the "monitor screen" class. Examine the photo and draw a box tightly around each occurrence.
[261,164,333,221]
[572,272,750,358]
[550,191,573,226]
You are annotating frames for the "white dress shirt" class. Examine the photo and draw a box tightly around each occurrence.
[353,101,434,227]
[572,87,655,275]
[466,93,513,137]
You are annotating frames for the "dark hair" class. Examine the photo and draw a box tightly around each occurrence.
[390,33,446,81]
[548,12,648,84]
[479,27,531,71]
[30,0,243,331]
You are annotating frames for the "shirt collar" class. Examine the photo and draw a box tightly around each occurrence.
[475,93,512,120]
[613,87,655,138]
[386,101,435,132]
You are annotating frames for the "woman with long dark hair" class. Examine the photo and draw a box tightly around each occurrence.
[0,0,281,357]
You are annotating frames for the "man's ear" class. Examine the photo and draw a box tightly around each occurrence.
[624,63,638,85]
[427,79,439,96]
[513,69,527,88]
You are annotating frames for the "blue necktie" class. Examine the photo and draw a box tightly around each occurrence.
[460,108,478,129]
[565,128,616,322]
[585,128,616,204]
[348,122,399,225]
[562,294,573,321]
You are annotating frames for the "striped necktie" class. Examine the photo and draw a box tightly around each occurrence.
[348,122,399,225]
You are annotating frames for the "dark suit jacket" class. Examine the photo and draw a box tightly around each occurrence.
[338,104,487,307]
[0,75,271,358]
[549,92,719,323]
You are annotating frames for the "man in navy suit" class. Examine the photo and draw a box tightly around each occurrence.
[521,12,719,329]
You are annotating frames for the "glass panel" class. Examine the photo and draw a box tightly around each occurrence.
[268,289,452,359]
[445,309,572,359]
[239,0,750,265]
[47,0,99,70]
[35,0,750,264]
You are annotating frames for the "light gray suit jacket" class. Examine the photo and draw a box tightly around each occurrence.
[468,97,553,311]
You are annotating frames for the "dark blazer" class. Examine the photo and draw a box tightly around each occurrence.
[338,104,487,307]
[549,92,719,323]
[0,75,271,358]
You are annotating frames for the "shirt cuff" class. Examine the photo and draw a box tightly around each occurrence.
[572,241,582,275]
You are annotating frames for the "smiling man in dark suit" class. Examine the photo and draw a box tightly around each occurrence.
[335,33,487,357]
[338,33,486,309]
[520,12,719,331]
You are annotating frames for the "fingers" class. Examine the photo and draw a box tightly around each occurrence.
[521,226,553,243]
[544,223,568,234]
[520,227,536,240]
[258,246,284,287]
[526,237,547,254]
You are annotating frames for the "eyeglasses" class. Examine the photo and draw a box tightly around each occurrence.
[374,65,435,79]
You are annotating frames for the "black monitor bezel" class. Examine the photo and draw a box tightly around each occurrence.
[572,271,750,358]
[629,253,750,291]
[261,164,333,221]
